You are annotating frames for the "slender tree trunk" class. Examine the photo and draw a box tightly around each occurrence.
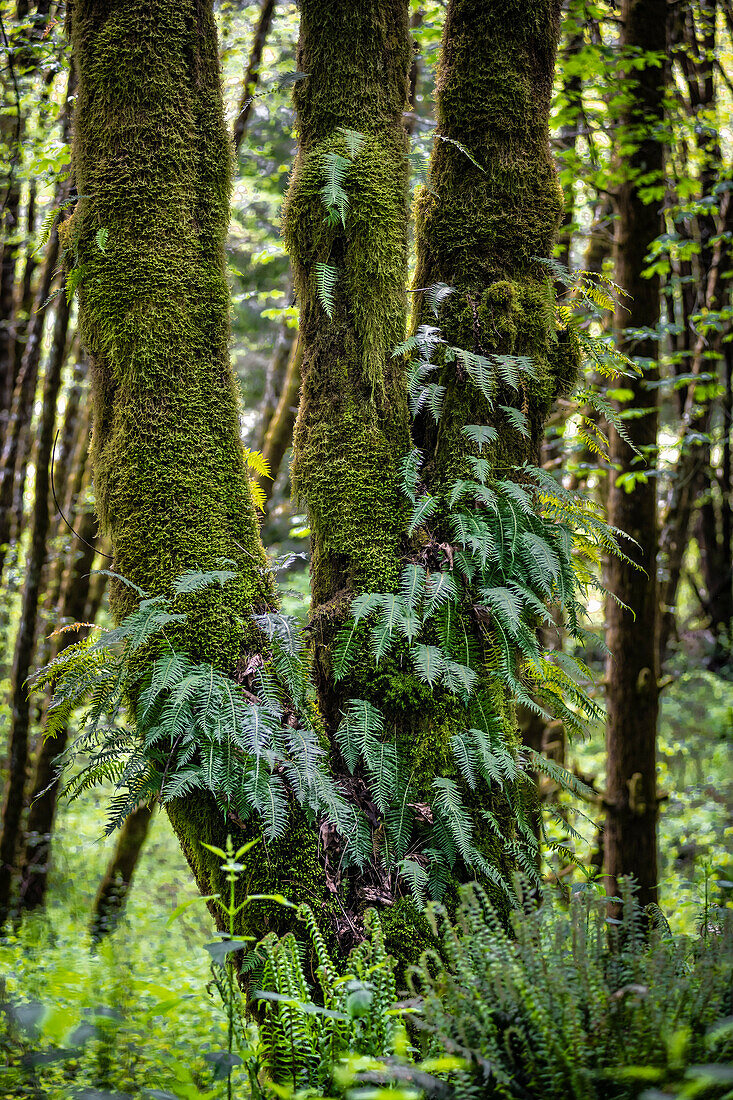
[39,394,92,663]
[259,335,302,505]
[0,220,61,586]
[604,0,666,912]
[0,180,21,441]
[252,312,296,454]
[232,0,277,154]
[10,183,38,402]
[89,804,154,943]
[0,252,71,924]
[657,0,724,664]
[18,504,98,912]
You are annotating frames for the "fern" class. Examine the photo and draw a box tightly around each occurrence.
[315,261,338,319]
[320,151,351,225]
[335,698,384,771]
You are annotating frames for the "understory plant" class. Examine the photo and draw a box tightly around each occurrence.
[409,881,733,1100]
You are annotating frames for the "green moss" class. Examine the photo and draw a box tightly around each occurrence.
[70,0,273,668]
[379,897,436,985]
[167,794,342,956]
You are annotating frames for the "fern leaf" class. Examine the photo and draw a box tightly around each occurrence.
[315,262,338,320]
[499,404,529,437]
[462,424,498,452]
[411,644,445,686]
[400,563,427,609]
[408,494,438,535]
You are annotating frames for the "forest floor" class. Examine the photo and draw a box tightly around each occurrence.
[1,601,732,1096]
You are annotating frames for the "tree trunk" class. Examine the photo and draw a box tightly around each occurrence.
[409,0,575,882]
[89,804,154,944]
[68,0,305,946]
[259,334,302,506]
[0,252,71,924]
[68,0,576,966]
[604,0,666,912]
[0,179,21,441]
[0,219,60,587]
[657,0,725,664]
[18,504,98,912]
[232,0,277,154]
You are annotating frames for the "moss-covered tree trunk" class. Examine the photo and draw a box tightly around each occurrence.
[604,0,666,911]
[68,0,576,967]
[285,0,412,729]
[70,0,273,658]
[68,0,288,922]
[412,0,570,476]
[408,0,576,884]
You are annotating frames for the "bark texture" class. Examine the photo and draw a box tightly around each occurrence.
[604,0,666,910]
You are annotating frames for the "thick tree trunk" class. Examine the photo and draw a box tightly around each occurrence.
[68,0,314,947]
[286,0,412,671]
[410,0,575,886]
[0,256,71,924]
[89,804,154,943]
[412,0,571,476]
[604,0,666,912]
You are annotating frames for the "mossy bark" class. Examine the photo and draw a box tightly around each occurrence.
[68,0,341,950]
[406,0,577,899]
[412,0,573,482]
[284,0,413,651]
[69,0,274,667]
[283,0,434,947]
[69,0,275,921]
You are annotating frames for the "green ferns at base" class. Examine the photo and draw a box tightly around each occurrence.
[211,904,411,1097]
[411,881,733,1100]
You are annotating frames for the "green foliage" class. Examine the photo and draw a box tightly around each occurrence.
[37,569,371,865]
[252,907,406,1094]
[411,881,733,1100]
[322,287,634,901]
[314,260,338,319]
